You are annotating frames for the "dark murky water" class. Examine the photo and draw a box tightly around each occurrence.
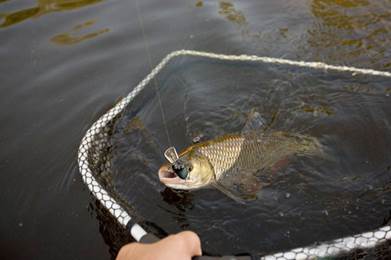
[1,0,390,259]
[111,57,391,255]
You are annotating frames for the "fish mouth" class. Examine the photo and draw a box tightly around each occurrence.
[158,165,186,185]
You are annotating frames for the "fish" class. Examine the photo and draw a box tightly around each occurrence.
[158,130,321,202]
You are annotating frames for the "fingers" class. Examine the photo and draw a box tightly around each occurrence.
[175,231,202,256]
[116,231,202,260]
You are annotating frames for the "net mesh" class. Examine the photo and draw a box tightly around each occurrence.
[77,50,391,259]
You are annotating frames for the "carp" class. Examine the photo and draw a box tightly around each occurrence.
[158,130,321,202]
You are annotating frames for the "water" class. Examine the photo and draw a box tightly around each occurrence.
[1,0,390,259]
[111,57,391,255]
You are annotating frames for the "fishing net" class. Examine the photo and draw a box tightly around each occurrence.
[78,50,391,259]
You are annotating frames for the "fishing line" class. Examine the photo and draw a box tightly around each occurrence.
[134,0,172,146]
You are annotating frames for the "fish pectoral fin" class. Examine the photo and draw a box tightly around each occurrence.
[211,182,247,204]
[213,168,264,202]
[235,173,263,198]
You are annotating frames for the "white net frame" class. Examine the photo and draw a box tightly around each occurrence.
[78,49,391,259]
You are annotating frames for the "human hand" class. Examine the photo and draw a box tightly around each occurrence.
[116,231,202,260]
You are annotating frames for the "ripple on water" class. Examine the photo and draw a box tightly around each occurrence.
[109,56,391,254]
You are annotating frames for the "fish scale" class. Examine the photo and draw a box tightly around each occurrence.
[196,131,319,180]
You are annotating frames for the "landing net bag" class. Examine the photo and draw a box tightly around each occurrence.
[78,50,391,259]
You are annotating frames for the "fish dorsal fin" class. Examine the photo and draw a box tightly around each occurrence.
[211,181,246,204]
[241,110,266,134]
[164,147,179,163]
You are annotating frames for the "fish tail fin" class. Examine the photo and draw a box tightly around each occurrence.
[299,136,335,162]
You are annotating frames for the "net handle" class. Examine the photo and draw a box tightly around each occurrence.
[128,220,254,259]
[140,232,253,260]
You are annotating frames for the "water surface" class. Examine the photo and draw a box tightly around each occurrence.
[111,57,391,255]
[1,0,390,259]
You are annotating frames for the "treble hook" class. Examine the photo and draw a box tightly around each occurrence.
[164,147,179,164]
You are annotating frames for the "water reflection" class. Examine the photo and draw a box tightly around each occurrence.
[51,19,109,45]
[218,1,246,25]
[195,0,203,8]
[309,0,391,68]
[0,0,102,28]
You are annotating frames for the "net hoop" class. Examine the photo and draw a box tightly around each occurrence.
[78,49,391,259]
